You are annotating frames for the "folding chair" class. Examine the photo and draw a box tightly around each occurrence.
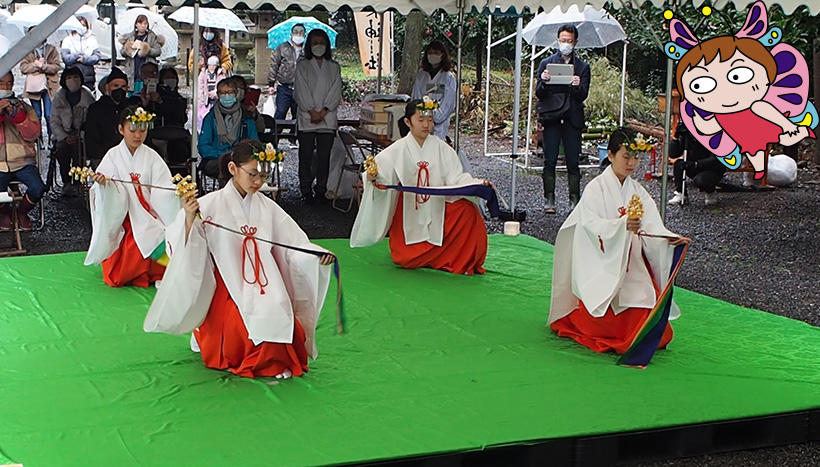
[332,128,369,213]
[0,190,26,257]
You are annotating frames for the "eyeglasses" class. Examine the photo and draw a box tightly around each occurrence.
[217,91,236,97]
[238,165,268,180]
[557,38,575,44]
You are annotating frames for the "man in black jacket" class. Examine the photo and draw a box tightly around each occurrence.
[668,121,726,206]
[82,67,139,165]
[535,24,590,213]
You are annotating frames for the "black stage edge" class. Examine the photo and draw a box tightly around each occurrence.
[353,409,820,467]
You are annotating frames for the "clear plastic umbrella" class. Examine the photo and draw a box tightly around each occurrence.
[169,7,248,32]
[267,16,336,50]
[1,6,70,48]
[7,5,84,33]
[115,8,178,60]
[522,5,625,48]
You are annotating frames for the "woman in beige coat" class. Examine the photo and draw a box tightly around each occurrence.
[118,14,164,93]
[19,41,62,140]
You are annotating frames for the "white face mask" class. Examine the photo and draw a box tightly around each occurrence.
[558,42,574,56]
[427,53,442,66]
[0,89,13,99]
[311,45,326,57]
[66,78,82,93]
[78,27,87,36]
[203,32,214,41]
[292,35,305,45]
[162,79,177,90]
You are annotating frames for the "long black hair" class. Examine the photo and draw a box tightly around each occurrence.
[218,139,263,186]
[304,29,332,60]
[420,41,453,73]
[397,99,425,137]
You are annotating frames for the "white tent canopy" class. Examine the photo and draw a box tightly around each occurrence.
[3,0,815,15]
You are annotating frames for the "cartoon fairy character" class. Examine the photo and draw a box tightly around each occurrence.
[665,1,817,179]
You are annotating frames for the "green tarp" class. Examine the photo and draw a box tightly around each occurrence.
[0,235,818,466]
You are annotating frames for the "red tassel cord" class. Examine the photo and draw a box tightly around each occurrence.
[415,161,431,210]
[240,225,268,295]
[130,172,158,219]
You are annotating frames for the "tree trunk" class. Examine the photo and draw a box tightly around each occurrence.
[814,38,820,164]
[397,11,425,95]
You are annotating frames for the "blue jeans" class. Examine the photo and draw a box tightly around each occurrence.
[0,164,46,202]
[29,92,52,139]
[274,84,297,120]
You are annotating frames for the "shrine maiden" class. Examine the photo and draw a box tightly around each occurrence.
[548,129,690,354]
[350,99,490,275]
[84,106,180,288]
[144,140,335,380]
[411,41,457,141]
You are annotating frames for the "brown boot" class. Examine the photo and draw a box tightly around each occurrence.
[0,204,11,232]
[17,195,37,231]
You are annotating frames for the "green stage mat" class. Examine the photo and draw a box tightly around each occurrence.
[0,235,818,466]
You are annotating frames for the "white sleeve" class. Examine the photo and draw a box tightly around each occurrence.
[143,211,216,334]
[321,63,342,112]
[411,71,425,100]
[433,73,457,125]
[149,153,182,227]
[84,155,129,265]
[294,63,315,111]
[442,144,480,187]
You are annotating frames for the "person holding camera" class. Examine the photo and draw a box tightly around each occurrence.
[0,72,45,231]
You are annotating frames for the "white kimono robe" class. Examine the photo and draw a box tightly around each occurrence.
[411,69,457,140]
[350,134,480,248]
[144,182,331,356]
[294,58,342,133]
[548,166,681,324]
[85,141,181,265]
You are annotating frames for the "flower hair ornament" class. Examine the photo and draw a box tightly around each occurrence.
[416,96,440,116]
[627,133,656,153]
[125,107,155,131]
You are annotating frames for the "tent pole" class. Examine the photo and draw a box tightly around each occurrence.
[524,44,536,168]
[390,12,395,93]
[483,13,492,156]
[453,0,464,152]
[376,11,384,94]
[510,16,523,211]
[619,41,627,127]
[660,57,673,220]
[110,0,117,66]
[191,2,200,179]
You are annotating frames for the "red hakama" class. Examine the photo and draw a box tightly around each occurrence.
[101,216,166,288]
[388,196,487,275]
[550,252,673,354]
[193,269,309,379]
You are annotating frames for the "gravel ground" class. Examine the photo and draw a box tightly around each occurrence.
[7,86,818,465]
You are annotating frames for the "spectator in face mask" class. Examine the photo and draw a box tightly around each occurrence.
[294,29,341,203]
[268,24,305,121]
[229,75,264,134]
[52,67,95,197]
[155,67,187,127]
[198,79,258,182]
[535,24,590,214]
[83,67,140,165]
[0,72,44,231]
[197,55,227,130]
[411,41,457,142]
[189,27,232,74]
[61,16,102,92]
